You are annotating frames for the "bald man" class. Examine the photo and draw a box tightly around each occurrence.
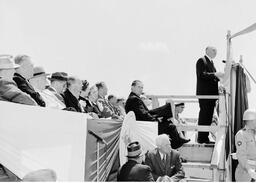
[196,46,223,144]
[145,134,185,181]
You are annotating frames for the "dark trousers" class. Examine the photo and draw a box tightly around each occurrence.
[149,103,183,149]
[197,99,216,143]
[158,122,183,149]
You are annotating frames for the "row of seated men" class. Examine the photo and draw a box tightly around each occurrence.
[0,54,189,149]
[0,54,125,120]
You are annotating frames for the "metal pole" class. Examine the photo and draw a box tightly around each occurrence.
[227,30,233,181]
[96,140,100,182]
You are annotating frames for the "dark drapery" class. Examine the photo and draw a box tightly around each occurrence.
[84,119,122,181]
[230,65,249,181]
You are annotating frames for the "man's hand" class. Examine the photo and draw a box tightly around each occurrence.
[215,72,225,79]
[248,169,256,179]
[89,112,99,119]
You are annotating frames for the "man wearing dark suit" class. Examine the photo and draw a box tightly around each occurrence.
[62,76,83,112]
[196,46,223,143]
[13,55,45,107]
[125,80,189,149]
[117,141,154,182]
[145,134,185,181]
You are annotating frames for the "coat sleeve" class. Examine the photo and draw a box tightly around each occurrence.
[97,99,119,119]
[196,59,219,82]
[4,84,37,106]
[235,131,249,171]
[13,76,46,106]
[132,97,156,121]
[142,166,155,182]
[145,151,159,181]
[169,153,185,181]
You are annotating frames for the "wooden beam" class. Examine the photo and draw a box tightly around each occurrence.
[147,95,220,100]
[176,125,221,133]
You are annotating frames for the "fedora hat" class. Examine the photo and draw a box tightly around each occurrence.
[32,66,49,78]
[0,55,20,69]
[49,72,68,81]
[126,141,143,158]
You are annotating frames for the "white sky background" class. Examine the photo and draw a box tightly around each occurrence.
[0,0,255,117]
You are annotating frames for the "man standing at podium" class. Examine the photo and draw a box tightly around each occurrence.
[196,46,223,144]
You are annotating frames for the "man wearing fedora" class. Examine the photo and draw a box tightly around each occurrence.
[47,72,68,104]
[30,67,66,110]
[145,134,185,182]
[13,55,45,107]
[117,141,154,182]
[0,55,37,105]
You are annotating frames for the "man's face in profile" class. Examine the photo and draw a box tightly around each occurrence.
[132,81,144,96]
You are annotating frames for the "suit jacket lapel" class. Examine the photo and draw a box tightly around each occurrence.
[204,56,216,72]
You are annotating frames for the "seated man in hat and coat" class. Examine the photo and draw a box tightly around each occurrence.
[0,55,37,105]
[145,134,185,182]
[117,141,154,182]
[30,67,67,110]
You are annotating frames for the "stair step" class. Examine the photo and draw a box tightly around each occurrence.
[185,177,212,182]
[182,162,212,169]
[182,162,213,181]
[179,143,214,163]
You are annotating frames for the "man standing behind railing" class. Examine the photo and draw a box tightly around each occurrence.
[196,46,224,144]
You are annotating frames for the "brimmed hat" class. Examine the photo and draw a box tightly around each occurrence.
[126,141,144,158]
[32,66,49,78]
[0,55,20,69]
[49,72,68,81]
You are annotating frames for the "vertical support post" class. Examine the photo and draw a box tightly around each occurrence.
[96,141,100,182]
[227,30,233,181]
[151,96,159,109]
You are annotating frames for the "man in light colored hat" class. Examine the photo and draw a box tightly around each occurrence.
[13,55,45,107]
[235,109,256,182]
[0,55,37,105]
[117,141,154,181]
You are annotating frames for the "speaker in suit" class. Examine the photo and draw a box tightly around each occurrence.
[196,48,219,143]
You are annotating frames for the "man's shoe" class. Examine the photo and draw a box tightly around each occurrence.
[198,140,215,144]
[180,138,190,144]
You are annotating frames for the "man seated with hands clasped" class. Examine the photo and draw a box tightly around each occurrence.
[145,134,185,182]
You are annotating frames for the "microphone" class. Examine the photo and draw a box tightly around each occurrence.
[88,130,107,145]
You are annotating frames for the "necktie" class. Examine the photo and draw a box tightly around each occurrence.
[162,155,166,164]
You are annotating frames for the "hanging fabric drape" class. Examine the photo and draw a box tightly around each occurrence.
[84,119,122,181]
[230,64,249,181]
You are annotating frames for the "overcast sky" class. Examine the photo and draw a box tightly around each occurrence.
[0,0,255,116]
